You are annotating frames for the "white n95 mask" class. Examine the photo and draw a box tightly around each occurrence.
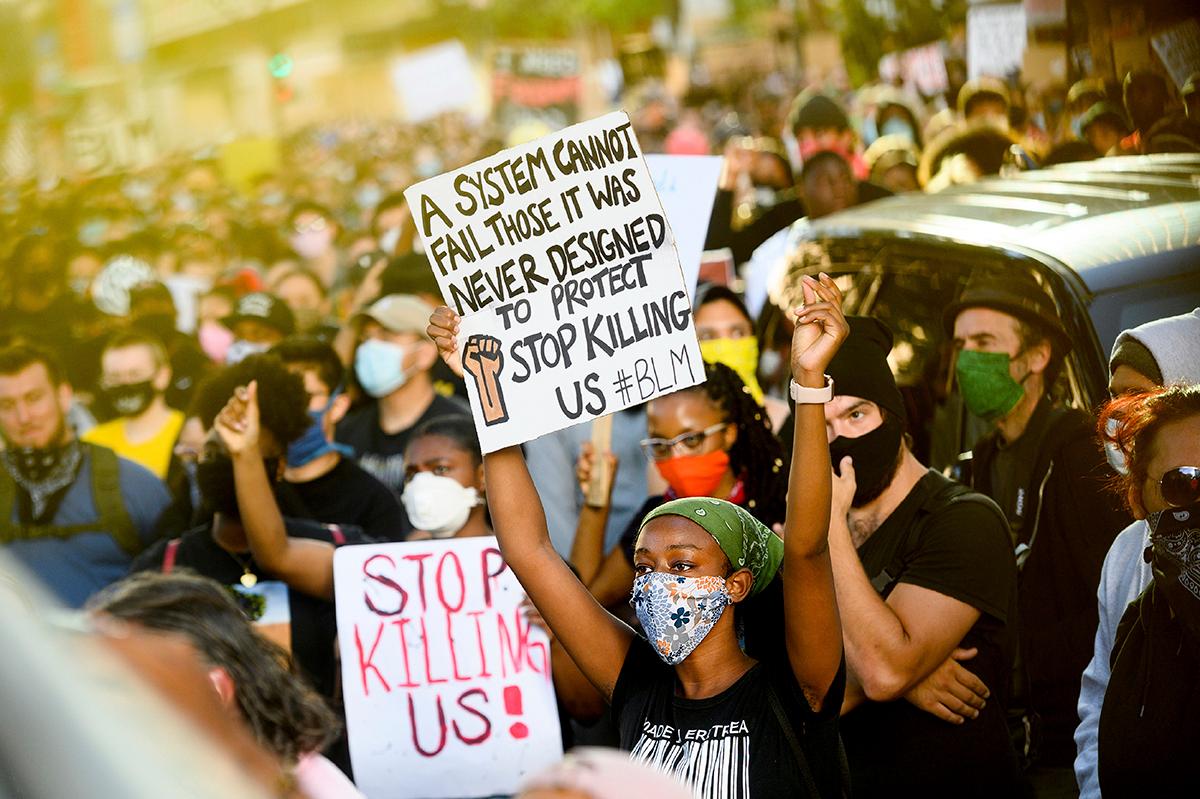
[401,472,482,538]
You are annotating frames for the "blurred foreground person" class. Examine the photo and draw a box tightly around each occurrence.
[1074,308,1200,798]
[89,570,362,798]
[0,344,169,607]
[517,747,691,799]
[1090,385,1200,794]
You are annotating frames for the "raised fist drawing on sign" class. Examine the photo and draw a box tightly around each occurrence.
[462,335,509,426]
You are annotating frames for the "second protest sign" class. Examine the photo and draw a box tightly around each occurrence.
[405,111,703,452]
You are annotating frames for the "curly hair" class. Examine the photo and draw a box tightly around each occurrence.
[679,361,788,527]
[189,353,310,445]
[1098,384,1200,512]
[87,571,339,763]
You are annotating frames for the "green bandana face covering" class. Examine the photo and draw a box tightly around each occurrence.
[955,349,1025,423]
[640,497,783,596]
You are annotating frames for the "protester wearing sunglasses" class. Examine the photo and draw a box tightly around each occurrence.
[571,359,789,611]
[1089,383,1200,794]
[1074,308,1200,799]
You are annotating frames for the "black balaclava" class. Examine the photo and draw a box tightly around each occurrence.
[825,316,907,507]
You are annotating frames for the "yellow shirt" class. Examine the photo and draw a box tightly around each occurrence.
[83,410,185,479]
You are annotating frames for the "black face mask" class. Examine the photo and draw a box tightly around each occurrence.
[829,415,904,507]
[134,313,178,339]
[1147,501,1200,640]
[104,381,156,417]
[196,456,280,519]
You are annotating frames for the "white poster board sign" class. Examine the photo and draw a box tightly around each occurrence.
[391,41,480,123]
[405,112,704,453]
[335,538,561,799]
[967,3,1028,79]
[645,154,723,296]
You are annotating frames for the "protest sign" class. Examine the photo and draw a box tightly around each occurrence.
[645,154,722,296]
[967,3,1027,79]
[492,43,583,135]
[391,41,480,124]
[1152,19,1200,90]
[335,537,561,799]
[405,112,704,453]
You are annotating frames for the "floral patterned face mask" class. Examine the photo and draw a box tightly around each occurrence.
[630,572,731,666]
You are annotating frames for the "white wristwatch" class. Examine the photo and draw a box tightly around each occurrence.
[789,375,835,404]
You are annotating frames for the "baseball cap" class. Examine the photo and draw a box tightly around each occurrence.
[222,291,295,336]
[353,294,434,339]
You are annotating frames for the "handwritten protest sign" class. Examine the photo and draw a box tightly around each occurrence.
[645,154,723,296]
[335,537,561,799]
[405,112,704,453]
[967,3,1027,79]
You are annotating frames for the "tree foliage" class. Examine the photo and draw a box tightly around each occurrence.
[832,0,966,85]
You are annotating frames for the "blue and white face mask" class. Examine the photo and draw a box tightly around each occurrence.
[630,573,730,666]
[354,338,408,398]
[286,392,353,468]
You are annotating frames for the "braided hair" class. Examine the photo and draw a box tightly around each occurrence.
[683,360,788,527]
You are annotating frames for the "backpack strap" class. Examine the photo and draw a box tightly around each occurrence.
[161,538,182,573]
[765,678,825,798]
[85,444,142,557]
[870,472,1007,596]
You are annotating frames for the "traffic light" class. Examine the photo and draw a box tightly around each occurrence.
[269,53,294,103]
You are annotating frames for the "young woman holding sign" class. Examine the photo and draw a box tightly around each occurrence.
[427,272,849,798]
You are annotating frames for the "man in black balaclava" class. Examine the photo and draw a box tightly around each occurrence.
[821,316,1022,797]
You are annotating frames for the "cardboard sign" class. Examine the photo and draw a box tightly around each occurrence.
[335,538,561,799]
[405,112,704,453]
[967,3,1028,79]
[1152,19,1200,90]
[645,154,723,297]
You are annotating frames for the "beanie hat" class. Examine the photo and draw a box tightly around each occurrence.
[789,92,850,135]
[1110,308,1200,386]
[826,316,905,423]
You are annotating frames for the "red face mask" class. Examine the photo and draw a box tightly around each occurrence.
[655,450,731,498]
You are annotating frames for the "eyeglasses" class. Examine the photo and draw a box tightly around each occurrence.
[1160,466,1200,508]
[640,423,728,461]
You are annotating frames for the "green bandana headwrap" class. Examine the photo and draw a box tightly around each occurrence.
[641,497,784,596]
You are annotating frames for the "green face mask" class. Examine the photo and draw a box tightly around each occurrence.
[955,349,1025,423]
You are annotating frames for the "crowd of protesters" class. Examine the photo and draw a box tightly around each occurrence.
[1,61,1199,799]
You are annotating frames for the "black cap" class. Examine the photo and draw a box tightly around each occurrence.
[223,291,295,336]
[827,316,906,423]
[942,271,1071,357]
[788,92,850,134]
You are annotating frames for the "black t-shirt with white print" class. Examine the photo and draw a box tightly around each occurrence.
[612,637,846,799]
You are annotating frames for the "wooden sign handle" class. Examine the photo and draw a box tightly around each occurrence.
[585,415,614,507]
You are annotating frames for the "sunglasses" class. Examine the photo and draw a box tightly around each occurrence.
[1159,466,1200,508]
[640,423,727,461]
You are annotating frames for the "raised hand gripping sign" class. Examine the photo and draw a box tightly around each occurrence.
[334,538,561,798]
[405,112,703,452]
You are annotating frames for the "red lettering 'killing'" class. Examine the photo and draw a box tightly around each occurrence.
[468,610,493,678]
[354,622,391,696]
[419,616,449,685]
[436,550,466,612]
[481,547,507,607]
[495,609,528,680]
[446,610,471,682]
[403,552,433,612]
[407,692,448,757]
[391,619,420,689]
[362,554,407,616]
[453,688,493,745]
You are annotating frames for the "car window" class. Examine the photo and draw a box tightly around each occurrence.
[772,239,1093,470]
[1088,277,1200,357]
